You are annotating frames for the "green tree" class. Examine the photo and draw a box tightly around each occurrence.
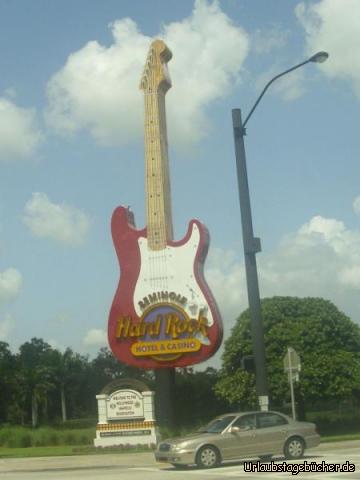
[49,348,90,422]
[91,347,153,391]
[174,367,230,427]
[215,297,360,411]
[0,342,17,422]
[18,338,56,427]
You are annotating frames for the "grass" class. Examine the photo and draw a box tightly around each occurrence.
[0,426,94,448]
[321,433,360,443]
[0,432,359,459]
[0,424,155,458]
[0,444,154,459]
[0,416,359,459]
[0,445,79,458]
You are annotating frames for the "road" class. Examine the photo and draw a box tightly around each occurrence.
[0,440,359,480]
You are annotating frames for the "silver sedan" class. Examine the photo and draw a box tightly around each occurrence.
[154,411,320,468]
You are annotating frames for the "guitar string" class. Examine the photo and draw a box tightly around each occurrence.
[151,59,161,291]
[145,62,155,292]
[151,59,158,291]
[158,65,168,292]
[159,87,170,293]
[150,57,160,291]
[160,89,167,292]
[144,51,172,294]
[143,47,214,331]
[153,52,162,292]
[144,74,151,290]
[161,88,167,292]
[154,86,162,290]
[149,62,157,292]
[162,61,171,292]
[146,86,152,291]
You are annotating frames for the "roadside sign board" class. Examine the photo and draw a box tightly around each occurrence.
[283,347,301,420]
[284,347,301,372]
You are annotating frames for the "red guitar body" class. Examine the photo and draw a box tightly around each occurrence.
[108,206,223,368]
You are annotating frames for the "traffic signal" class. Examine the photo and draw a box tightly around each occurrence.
[241,355,255,372]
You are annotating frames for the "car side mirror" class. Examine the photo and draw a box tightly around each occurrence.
[229,426,240,433]
[229,425,251,433]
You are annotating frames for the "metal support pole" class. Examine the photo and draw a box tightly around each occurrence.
[232,108,268,411]
[287,347,296,420]
[155,368,175,427]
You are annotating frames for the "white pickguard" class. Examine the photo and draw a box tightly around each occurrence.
[134,223,214,336]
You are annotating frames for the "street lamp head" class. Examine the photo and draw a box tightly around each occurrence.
[241,50,329,129]
[308,51,329,63]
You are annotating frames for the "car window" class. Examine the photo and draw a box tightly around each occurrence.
[199,415,237,433]
[257,413,288,429]
[232,414,256,430]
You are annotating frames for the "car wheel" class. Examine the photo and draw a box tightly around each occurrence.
[284,437,305,459]
[259,455,272,462]
[196,445,220,469]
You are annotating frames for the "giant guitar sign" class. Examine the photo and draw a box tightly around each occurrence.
[108,40,223,368]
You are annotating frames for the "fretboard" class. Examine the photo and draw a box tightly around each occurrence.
[142,43,173,251]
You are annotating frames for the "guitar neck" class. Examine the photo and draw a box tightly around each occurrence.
[143,74,173,250]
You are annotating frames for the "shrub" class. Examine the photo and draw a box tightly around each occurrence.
[64,433,76,445]
[19,433,32,448]
[0,425,96,448]
[52,418,97,430]
[308,411,360,435]
[0,427,12,447]
[158,424,194,441]
[48,433,59,446]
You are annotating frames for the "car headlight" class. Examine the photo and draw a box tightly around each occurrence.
[170,444,182,452]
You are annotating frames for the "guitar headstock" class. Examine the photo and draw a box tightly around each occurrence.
[140,39,172,93]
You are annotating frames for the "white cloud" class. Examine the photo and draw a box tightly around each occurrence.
[0,314,15,340]
[0,98,43,161]
[261,216,360,295]
[338,266,360,290]
[52,311,71,325]
[256,67,307,102]
[206,214,360,331]
[273,69,307,101]
[296,0,360,98]
[206,247,247,329]
[353,196,360,216]
[0,268,22,303]
[83,328,107,346]
[23,192,91,247]
[48,338,66,352]
[45,0,249,147]
[3,87,17,99]
[251,26,289,54]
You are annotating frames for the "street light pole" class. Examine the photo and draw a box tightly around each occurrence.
[233,108,268,411]
[232,51,329,412]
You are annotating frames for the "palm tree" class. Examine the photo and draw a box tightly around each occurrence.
[18,338,55,427]
[51,348,79,422]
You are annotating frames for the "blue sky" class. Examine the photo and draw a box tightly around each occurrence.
[0,0,359,368]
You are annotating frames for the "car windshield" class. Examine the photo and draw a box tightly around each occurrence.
[198,415,237,433]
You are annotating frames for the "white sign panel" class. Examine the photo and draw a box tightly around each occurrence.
[283,347,301,373]
[106,389,144,420]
